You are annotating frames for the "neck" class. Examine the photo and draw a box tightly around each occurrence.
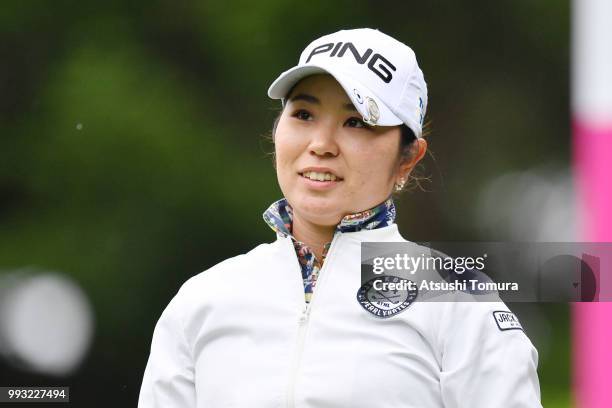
[291,212,337,262]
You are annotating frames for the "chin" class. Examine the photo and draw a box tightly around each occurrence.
[292,196,343,225]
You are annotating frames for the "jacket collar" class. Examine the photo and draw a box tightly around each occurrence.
[262,196,396,239]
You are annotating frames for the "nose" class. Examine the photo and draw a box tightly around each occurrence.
[308,123,339,158]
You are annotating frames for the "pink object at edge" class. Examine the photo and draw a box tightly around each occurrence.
[572,119,612,408]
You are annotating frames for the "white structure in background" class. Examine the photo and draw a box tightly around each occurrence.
[572,0,612,127]
[476,166,576,242]
[0,270,94,376]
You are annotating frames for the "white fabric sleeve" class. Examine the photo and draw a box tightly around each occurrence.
[439,301,543,408]
[138,288,196,408]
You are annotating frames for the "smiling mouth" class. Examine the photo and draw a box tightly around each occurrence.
[299,171,343,182]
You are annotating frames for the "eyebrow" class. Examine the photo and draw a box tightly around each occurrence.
[288,93,358,112]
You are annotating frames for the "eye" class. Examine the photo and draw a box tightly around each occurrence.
[345,116,372,130]
[292,109,312,121]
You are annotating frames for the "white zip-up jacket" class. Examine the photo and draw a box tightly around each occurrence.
[138,223,542,408]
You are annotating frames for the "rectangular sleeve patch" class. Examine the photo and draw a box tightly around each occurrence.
[492,311,523,331]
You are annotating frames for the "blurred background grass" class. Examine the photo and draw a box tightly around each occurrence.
[0,1,571,406]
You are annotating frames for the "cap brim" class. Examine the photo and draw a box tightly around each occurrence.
[267,64,403,127]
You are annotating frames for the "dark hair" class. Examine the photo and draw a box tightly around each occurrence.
[399,124,417,158]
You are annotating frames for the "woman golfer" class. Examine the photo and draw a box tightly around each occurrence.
[138,28,542,408]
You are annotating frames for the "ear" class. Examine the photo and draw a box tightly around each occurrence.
[398,138,428,180]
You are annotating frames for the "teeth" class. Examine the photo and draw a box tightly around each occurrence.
[303,171,338,181]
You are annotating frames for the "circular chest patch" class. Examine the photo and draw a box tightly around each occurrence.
[356,275,418,318]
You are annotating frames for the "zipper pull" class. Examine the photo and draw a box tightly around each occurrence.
[298,306,310,324]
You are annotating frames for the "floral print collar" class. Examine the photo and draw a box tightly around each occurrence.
[262,196,396,239]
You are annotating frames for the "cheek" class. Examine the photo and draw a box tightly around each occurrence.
[346,142,399,182]
[340,145,399,202]
[274,136,298,169]
[273,122,304,178]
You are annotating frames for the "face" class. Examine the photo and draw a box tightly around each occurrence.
[273,74,426,227]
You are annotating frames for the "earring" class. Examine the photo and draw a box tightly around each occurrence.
[394,178,405,192]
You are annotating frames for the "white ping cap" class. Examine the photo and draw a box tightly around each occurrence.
[267,28,428,138]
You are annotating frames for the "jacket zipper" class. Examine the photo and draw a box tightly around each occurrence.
[285,232,343,408]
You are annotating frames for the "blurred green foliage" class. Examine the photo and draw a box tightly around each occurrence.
[1,1,571,406]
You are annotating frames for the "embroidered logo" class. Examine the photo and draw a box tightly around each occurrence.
[353,88,364,104]
[356,275,417,318]
[305,42,397,83]
[493,311,523,331]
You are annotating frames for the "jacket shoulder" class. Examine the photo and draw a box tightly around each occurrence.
[174,239,283,302]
